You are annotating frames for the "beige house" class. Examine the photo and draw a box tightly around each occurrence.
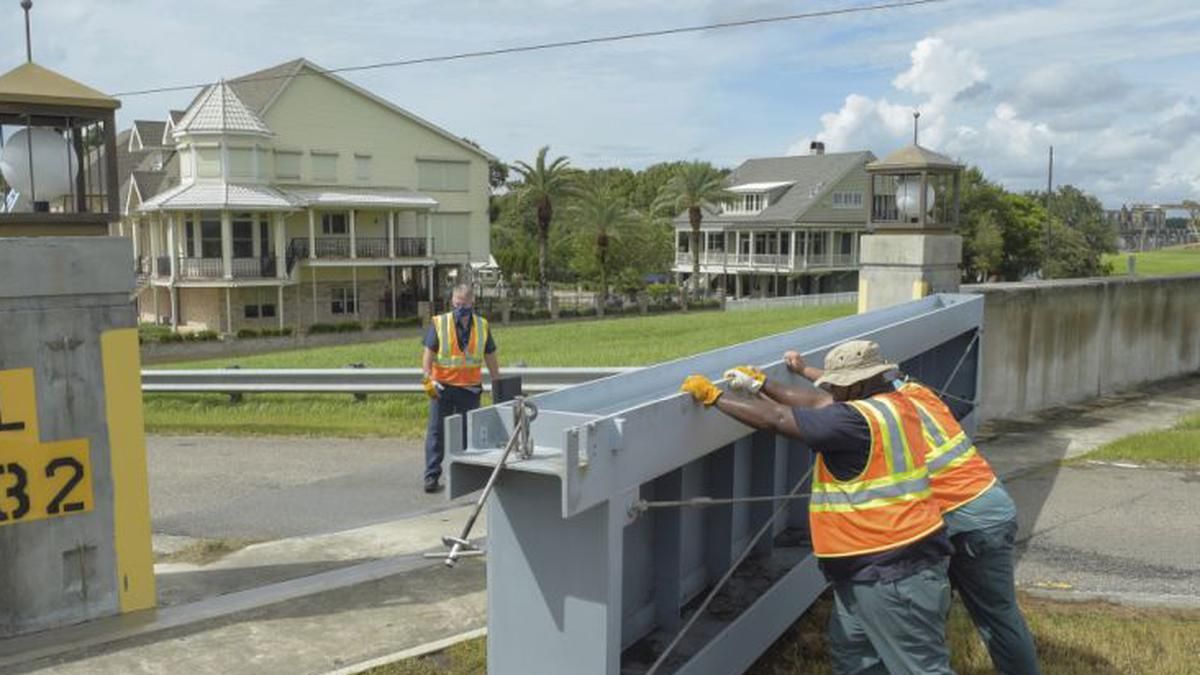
[672,145,875,298]
[114,59,494,333]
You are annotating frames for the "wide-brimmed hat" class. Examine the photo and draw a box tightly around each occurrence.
[814,340,897,388]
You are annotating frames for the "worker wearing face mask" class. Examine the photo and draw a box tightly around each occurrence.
[421,284,500,493]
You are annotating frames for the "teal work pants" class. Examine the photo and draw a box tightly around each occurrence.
[828,562,955,675]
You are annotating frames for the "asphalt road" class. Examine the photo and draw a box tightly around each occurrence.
[147,435,459,540]
[1009,462,1200,603]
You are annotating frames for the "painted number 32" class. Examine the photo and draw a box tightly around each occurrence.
[0,457,86,522]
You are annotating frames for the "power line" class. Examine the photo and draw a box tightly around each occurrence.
[112,0,950,98]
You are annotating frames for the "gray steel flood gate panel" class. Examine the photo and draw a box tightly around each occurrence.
[447,294,984,675]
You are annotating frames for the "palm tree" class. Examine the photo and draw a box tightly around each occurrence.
[570,175,638,307]
[511,146,573,307]
[652,162,732,294]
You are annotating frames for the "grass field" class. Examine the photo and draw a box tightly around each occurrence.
[368,594,1200,675]
[143,305,854,438]
[1073,412,1200,468]
[1105,246,1200,277]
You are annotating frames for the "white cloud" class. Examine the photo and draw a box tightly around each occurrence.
[893,38,986,100]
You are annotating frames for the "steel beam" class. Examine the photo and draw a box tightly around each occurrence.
[446,294,985,675]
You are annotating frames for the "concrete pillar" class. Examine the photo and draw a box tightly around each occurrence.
[0,238,156,637]
[221,211,233,279]
[277,286,285,330]
[349,209,357,259]
[225,287,233,334]
[857,233,962,313]
[425,211,433,257]
[311,266,318,325]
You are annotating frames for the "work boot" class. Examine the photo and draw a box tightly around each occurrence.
[424,477,443,494]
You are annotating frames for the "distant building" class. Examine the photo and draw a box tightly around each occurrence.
[671,146,874,298]
[111,58,495,333]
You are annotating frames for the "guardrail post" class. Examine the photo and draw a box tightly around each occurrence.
[227,364,243,404]
[348,362,367,402]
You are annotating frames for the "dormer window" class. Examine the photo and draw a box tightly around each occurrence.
[725,181,791,214]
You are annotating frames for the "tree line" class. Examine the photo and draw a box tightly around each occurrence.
[488,148,1119,303]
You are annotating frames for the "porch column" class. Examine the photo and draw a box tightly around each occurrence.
[274,213,287,279]
[387,211,396,258]
[748,230,755,266]
[149,216,161,277]
[428,265,435,304]
[351,267,359,317]
[311,266,318,325]
[789,227,797,270]
[827,231,834,265]
[307,208,317,259]
[225,287,232,334]
[349,209,357,259]
[277,286,285,330]
[131,218,141,260]
[252,218,262,259]
[390,266,398,318]
[166,214,178,281]
[221,210,233,280]
[803,231,810,268]
[169,287,178,330]
[425,211,433,257]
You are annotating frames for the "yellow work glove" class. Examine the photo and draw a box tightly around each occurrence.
[680,375,722,406]
[423,377,440,399]
[723,365,766,395]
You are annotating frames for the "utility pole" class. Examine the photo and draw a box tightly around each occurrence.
[1044,145,1053,276]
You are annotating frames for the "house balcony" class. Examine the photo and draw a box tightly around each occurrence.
[674,251,859,271]
[149,256,289,281]
[288,237,430,261]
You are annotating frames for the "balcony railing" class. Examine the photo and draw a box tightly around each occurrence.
[288,237,430,260]
[675,251,859,269]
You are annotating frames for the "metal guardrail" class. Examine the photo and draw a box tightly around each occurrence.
[141,367,635,395]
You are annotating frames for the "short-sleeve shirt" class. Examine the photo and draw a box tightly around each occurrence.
[792,402,951,583]
[423,314,497,355]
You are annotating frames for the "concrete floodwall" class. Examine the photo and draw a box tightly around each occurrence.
[726,291,858,311]
[969,274,1200,421]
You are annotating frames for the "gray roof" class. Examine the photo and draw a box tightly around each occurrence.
[674,151,874,226]
[132,120,167,149]
[175,81,273,137]
[867,144,961,172]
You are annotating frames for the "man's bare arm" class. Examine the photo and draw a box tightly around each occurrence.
[760,380,833,410]
[484,352,501,381]
[713,394,804,440]
[422,347,436,379]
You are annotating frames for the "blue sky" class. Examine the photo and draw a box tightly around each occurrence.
[4,0,1199,207]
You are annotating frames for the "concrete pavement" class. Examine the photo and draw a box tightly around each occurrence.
[5,375,1199,674]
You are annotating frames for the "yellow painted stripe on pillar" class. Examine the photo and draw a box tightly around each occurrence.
[857,278,869,314]
[101,328,157,613]
[912,280,931,300]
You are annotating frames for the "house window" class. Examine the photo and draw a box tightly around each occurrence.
[200,219,222,258]
[331,287,356,315]
[260,221,271,257]
[312,153,339,183]
[229,148,254,179]
[322,213,347,235]
[832,191,863,209]
[275,151,301,180]
[196,148,221,178]
[355,154,372,182]
[676,231,689,253]
[744,194,764,212]
[417,160,469,192]
[232,215,255,258]
[705,232,724,252]
[185,217,196,256]
[244,304,260,319]
[244,289,278,319]
[838,232,855,255]
[811,232,827,256]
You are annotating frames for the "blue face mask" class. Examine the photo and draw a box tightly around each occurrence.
[453,305,473,321]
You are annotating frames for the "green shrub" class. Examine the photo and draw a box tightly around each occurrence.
[157,332,185,343]
[236,328,260,339]
[187,330,220,342]
[307,323,337,335]
[371,317,421,330]
[336,321,363,333]
[259,327,294,338]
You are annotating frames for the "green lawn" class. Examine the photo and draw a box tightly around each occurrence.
[144,305,854,438]
[1105,246,1200,277]
[368,594,1200,675]
[1074,412,1200,468]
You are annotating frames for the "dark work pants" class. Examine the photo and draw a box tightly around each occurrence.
[949,519,1042,675]
[828,561,955,675]
[423,385,481,482]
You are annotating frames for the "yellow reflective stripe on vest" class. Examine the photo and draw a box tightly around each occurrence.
[855,398,915,475]
[914,404,949,447]
[927,434,977,473]
[809,485,934,513]
[434,312,487,368]
[810,475,932,507]
[435,314,452,360]
[811,466,928,496]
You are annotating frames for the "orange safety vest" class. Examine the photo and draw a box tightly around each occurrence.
[809,392,944,558]
[430,312,489,387]
[897,380,997,513]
